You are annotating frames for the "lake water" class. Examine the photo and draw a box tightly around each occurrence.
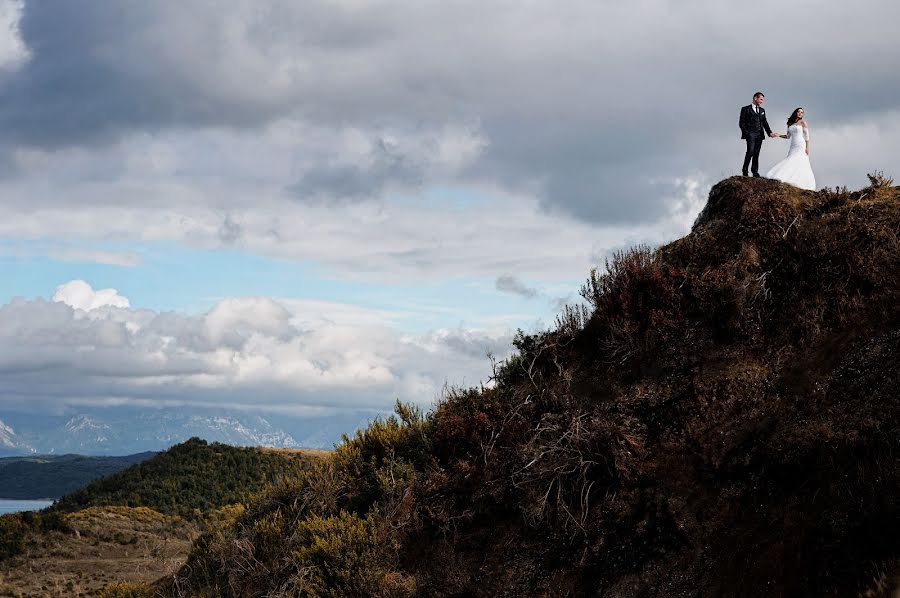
[0,499,55,515]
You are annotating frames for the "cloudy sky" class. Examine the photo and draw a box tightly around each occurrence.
[1,0,897,418]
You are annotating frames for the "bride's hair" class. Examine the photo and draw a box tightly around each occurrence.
[787,108,804,127]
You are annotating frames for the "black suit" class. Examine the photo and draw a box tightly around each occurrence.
[739,104,773,176]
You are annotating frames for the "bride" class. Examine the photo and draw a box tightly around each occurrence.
[766,107,816,190]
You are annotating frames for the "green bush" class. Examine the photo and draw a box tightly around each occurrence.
[288,511,385,597]
[100,582,153,598]
[332,401,430,513]
[0,513,27,560]
[0,510,73,562]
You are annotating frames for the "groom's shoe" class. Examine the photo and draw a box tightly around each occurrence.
[742,171,749,177]
[752,173,762,178]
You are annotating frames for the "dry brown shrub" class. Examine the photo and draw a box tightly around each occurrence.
[866,170,894,188]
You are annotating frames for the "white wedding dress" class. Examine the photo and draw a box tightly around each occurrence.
[766,123,816,190]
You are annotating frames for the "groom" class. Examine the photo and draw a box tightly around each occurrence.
[739,92,777,177]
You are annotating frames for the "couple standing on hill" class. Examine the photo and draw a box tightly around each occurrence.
[740,91,816,190]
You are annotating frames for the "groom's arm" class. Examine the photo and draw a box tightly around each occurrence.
[762,112,774,136]
[739,107,747,134]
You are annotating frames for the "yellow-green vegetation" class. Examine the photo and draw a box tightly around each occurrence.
[100,582,155,598]
[168,176,900,597]
[67,505,173,525]
[0,509,69,560]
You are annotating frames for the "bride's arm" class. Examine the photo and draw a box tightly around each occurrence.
[802,122,810,155]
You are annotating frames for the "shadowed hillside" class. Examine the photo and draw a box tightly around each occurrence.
[156,175,899,597]
[0,452,155,500]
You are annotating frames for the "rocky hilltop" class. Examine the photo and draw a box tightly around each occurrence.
[165,175,899,597]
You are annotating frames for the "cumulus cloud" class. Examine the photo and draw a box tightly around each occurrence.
[204,297,295,348]
[52,280,130,311]
[0,289,514,413]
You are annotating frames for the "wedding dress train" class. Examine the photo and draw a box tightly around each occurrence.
[766,123,816,190]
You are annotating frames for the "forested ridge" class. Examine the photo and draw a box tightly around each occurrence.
[50,437,318,517]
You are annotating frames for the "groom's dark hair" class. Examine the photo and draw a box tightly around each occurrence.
[753,92,765,99]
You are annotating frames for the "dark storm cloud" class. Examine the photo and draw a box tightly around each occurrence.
[2,1,899,223]
[0,2,286,146]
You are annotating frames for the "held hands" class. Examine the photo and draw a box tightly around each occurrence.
[769,132,778,138]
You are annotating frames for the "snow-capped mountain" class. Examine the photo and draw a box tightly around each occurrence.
[0,418,17,448]
[64,415,111,446]
[0,418,35,455]
[0,409,372,455]
[182,415,298,448]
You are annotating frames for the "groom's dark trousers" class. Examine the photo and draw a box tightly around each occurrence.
[743,134,764,177]
[739,104,773,176]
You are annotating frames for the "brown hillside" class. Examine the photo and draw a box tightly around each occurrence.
[167,176,900,598]
[0,507,195,597]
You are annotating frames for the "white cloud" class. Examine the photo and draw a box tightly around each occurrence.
[52,280,131,311]
[204,297,295,348]
[0,288,513,413]
[0,0,28,71]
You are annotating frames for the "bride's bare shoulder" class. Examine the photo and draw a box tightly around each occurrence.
[800,120,808,127]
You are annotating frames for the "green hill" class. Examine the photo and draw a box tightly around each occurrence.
[0,438,324,562]
[166,175,900,597]
[0,452,155,499]
[50,438,321,517]
[52,438,324,516]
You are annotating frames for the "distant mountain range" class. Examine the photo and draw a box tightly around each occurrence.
[0,407,375,456]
